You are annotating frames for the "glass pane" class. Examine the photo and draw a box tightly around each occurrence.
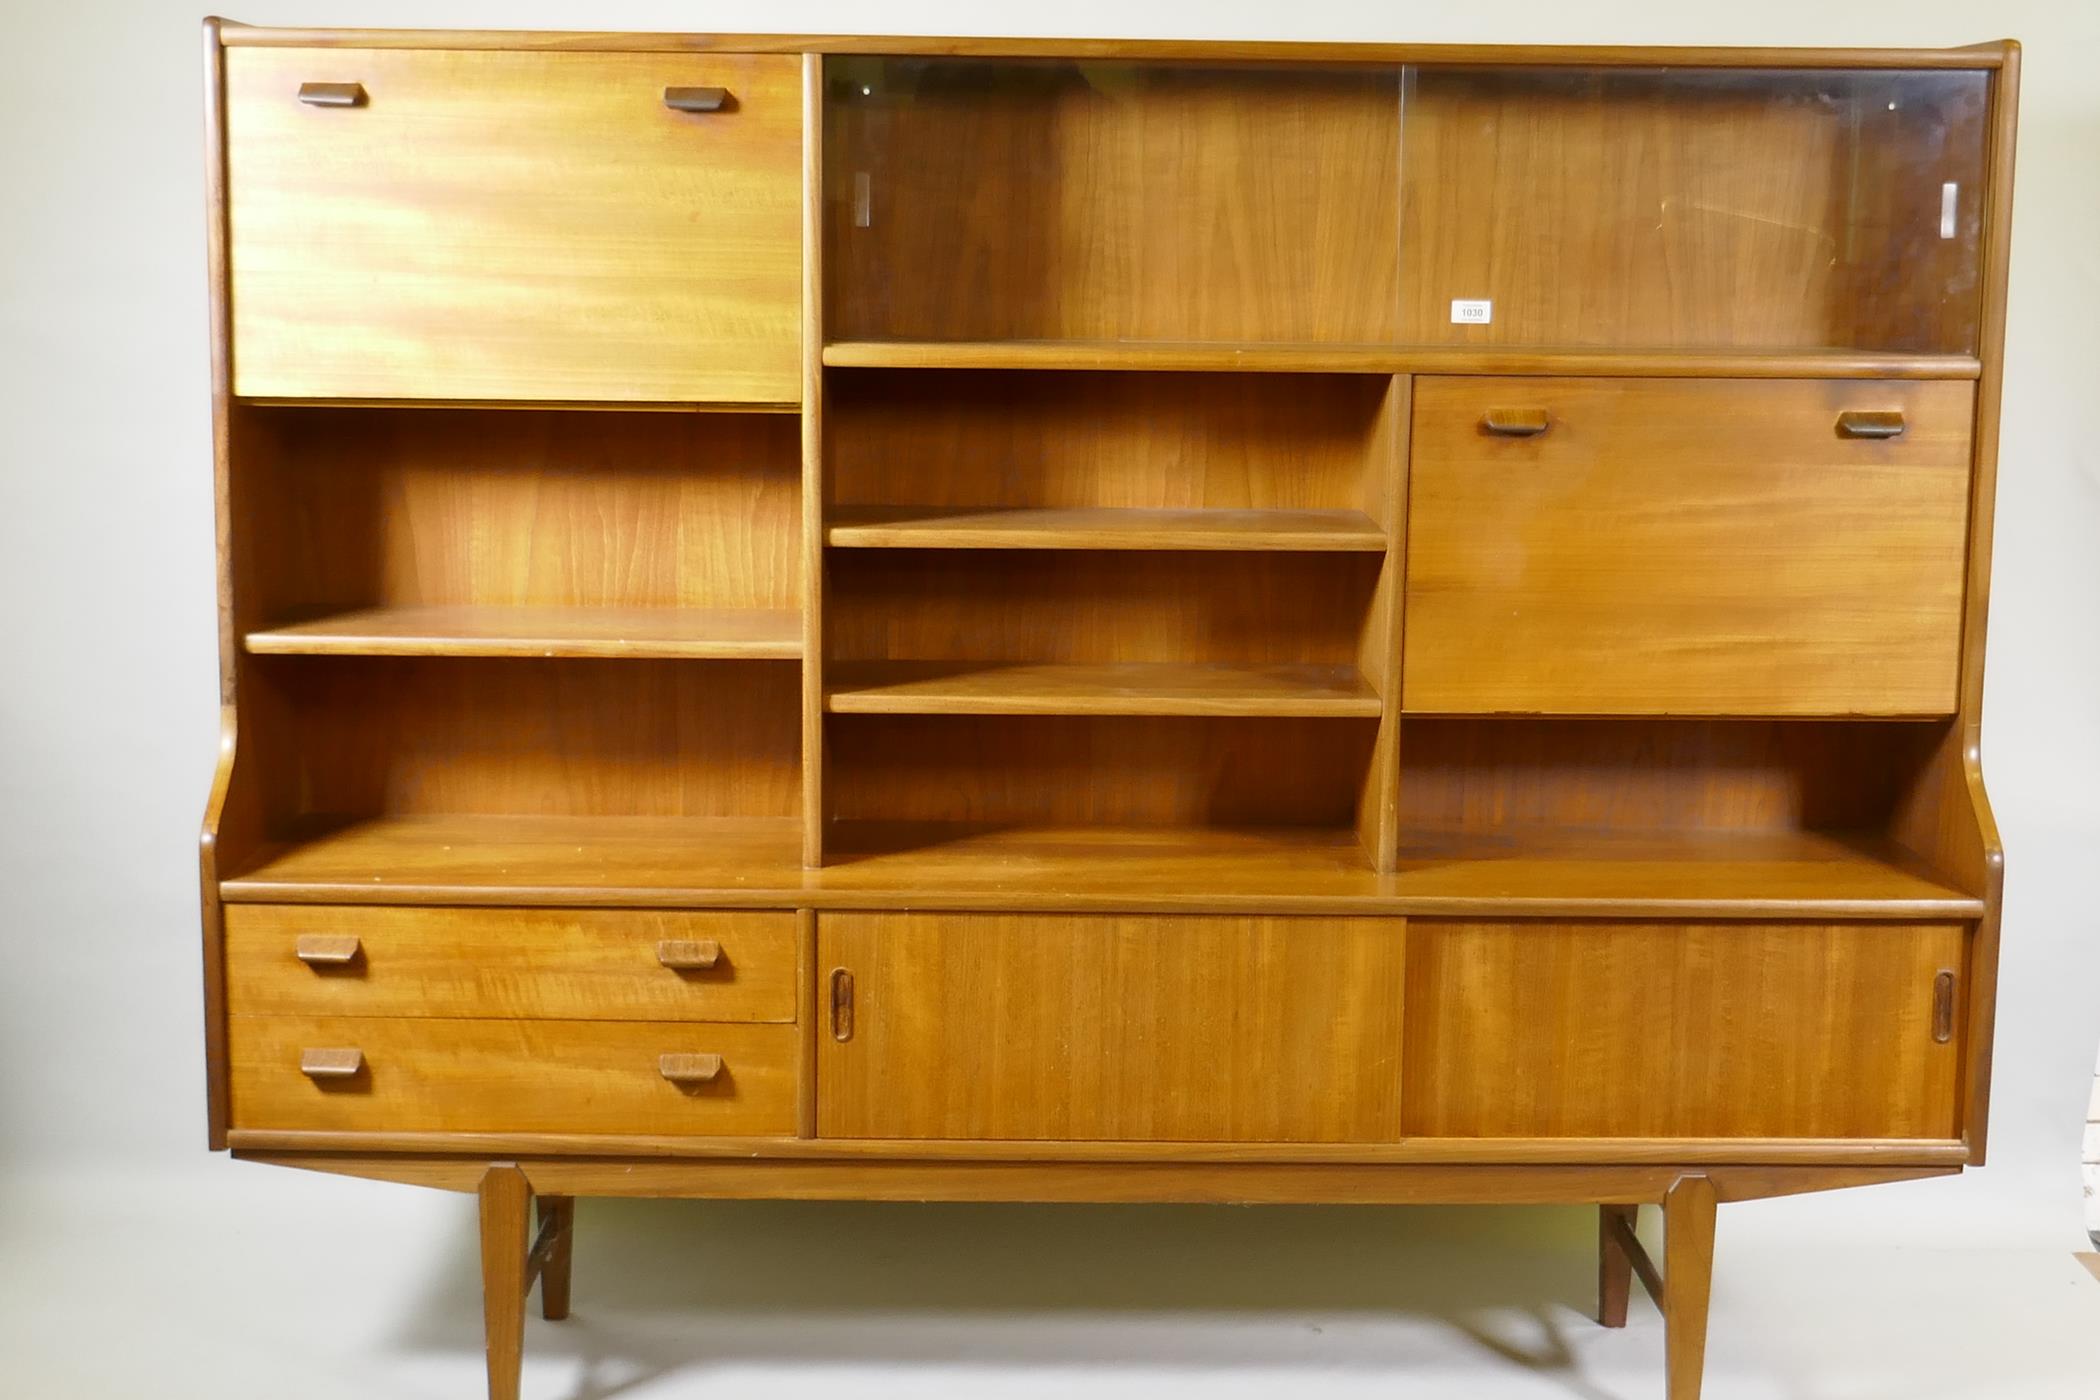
[826,57,1402,343]
[1400,66,1990,353]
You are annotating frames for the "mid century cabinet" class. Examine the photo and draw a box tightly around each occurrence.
[197,20,2018,1399]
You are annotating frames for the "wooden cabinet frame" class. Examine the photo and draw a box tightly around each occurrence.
[196,20,2019,1400]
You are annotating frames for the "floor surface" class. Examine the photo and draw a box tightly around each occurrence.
[3,1162,2096,1398]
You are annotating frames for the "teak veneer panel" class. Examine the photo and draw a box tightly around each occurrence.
[1404,377,1973,715]
[229,1016,800,1135]
[238,408,800,627]
[826,369,1390,516]
[246,656,801,822]
[226,48,802,402]
[1403,921,1967,1139]
[226,905,798,1022]
[817,912,1406,1141]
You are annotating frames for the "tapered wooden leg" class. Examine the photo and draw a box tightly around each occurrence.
[1663,1175,1718,1400]
[536,1196,575,1321]
[1598,1204,1636,1327]
[479,1166,531,1400]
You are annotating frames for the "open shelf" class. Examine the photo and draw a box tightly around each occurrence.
[220,814,809,905]
[217,814,1980,918]
[1388,826,1980,915]
[825,506,1387,552]
[822,340,1981,379]
[825,661,1381,717]
[245,604,802,659]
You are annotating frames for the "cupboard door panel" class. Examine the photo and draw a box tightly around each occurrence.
[229,1016,799,1136]
[1403,921,1966,1139]
[1403,377,1972,716]
[225,905,798,1022]
[226,48,801,403]
[817,913,1406,1142]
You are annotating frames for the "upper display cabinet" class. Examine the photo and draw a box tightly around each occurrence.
[824,57,1990,354]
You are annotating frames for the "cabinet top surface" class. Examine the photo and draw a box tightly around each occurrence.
[207,20,2017,69]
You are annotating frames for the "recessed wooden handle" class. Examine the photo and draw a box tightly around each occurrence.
[663,86,730,113]
[297,82,366,108]
[1836,410,1906,440]
[655,939,722,971]
[1932,970,1957,1044]
[830,968,855,1042]
[659,1053,724,1085]
[299,1047,364,1079]
[295,935,362,966]
[1481,408,1550,437]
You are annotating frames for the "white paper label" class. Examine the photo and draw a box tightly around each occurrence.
[1450,298,1493,325]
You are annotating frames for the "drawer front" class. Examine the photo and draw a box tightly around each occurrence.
[1404,377,1973,715]
[1403,921,1966,1139]
[225,906,798,1022]
[229,1016,798,1135]
[817,912,1406,1142]
[226,48,802,403]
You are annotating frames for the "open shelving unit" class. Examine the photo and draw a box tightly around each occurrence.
[206,45,2004,924]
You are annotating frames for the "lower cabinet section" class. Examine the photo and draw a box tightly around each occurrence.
[229,1016,799,1136]
[1403,921,1967,1140]
[816,912,1408,1142]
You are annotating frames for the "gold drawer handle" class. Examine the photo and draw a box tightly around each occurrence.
[1837,409,1906,440]
[659,1053,724,1085]
[656,939,722,971]
[1481,408,1550,437]
[663,86,730,113]
[297,81,366,108]
[299,1047,365,1079]
[295,935,362,967]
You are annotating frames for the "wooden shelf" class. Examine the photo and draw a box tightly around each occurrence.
[822,340,1982,380]
[221,815,812,906]
[825,661,1383,717]
[827,823,1983,917]
[826,506,1388,552]
[219,816,1982,918]
[244,605,802,660]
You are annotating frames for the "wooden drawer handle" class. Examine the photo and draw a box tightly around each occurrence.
[1836,410,1906,440]
[830,968,855,1042]
[1481,408,1550,437]
[663,86,731,113]
[655,939,722,971]
[295,935,362,967]
[659,1053,724,1085]
[1932,970,1957,1043]
[299,1047,364,1079]
[297,82,366,108]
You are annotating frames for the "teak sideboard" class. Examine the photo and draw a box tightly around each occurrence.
[196,20,2017,1399]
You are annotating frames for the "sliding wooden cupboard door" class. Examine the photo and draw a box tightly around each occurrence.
[817,913,1407,1142]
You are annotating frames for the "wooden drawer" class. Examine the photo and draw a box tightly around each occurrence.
[1403,921,1966,1139]
[229,1016,797,1135]
[817,912,1406,1142]
[226,48,802,403]
[225,906,798,1022]
[1403,377,1973,715]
